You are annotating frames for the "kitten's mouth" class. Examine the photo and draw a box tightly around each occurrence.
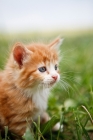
[42,80,57,87]
[49,81,56,86]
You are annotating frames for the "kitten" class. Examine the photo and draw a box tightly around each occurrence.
[0,38,62,137]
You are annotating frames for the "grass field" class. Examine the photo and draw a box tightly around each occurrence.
[0,32,93,140]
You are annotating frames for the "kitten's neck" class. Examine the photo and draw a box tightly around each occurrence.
[23,86,50,112]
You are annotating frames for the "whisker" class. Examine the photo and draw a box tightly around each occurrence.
[61,74,81,86]
[61,75,75,81]
[60,78,78,93]
[60,46,78,56]
[58,81,69,93]
[62,71,80,74]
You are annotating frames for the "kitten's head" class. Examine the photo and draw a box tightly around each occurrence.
[9,38,63,89]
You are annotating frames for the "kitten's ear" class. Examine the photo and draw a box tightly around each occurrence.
[48,38,64,51]
[13,43,32,67]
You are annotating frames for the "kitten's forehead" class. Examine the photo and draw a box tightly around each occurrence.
[27,44,58,64]
[45,60,57,66]
[38,60,57,68]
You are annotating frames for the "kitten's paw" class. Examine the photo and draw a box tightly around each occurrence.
[52,122,63,132]
[40,112,50,124]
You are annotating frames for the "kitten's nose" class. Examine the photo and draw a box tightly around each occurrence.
[52,75,58,81]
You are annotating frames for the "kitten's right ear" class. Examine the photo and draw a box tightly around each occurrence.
[48,38,64,51]
[13,43,32,67]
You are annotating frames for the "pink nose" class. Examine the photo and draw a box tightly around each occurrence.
[52,75,58,81]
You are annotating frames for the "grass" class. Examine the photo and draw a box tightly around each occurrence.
[0,32,93,140]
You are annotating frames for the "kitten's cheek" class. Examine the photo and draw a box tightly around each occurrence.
[57,75,60,82]
[57,70,60,74]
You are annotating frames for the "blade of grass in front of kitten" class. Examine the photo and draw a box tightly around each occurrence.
[4,126,8,140]
[0,132,2,140]
[57,113,64,140]
[41,116,59,135]
[22,128,34,140]
[37,115,40,140]
[32,121,45,140]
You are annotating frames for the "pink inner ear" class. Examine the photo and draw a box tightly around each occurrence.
[13,46,26,66]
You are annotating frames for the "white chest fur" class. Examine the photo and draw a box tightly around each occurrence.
[24,86,50,113]
[32,88,50,112]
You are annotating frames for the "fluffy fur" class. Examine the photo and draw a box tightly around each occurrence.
[0,38,62,136]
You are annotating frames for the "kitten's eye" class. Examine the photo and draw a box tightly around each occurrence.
[38,66,46,72]
[55,65,57,70]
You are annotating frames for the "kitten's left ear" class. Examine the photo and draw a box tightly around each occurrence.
[48,38,64,51]
[13,42,32,67]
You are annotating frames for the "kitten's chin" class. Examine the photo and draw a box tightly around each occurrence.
[46,81,57,88]
[50,81,56,86]
[42,80,58,88]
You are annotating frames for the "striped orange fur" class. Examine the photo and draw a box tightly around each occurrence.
[0,38,62,136]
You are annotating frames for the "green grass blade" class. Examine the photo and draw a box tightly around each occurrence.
[22,128,34,140]
[0,132,2,140]
[32,121,45,140]
[57,114,64,140]
[4,126,8,140]
[80,123,91,140]
[41,116,59,135]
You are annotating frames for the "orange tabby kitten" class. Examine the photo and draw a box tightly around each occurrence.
[0,38,62,137]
